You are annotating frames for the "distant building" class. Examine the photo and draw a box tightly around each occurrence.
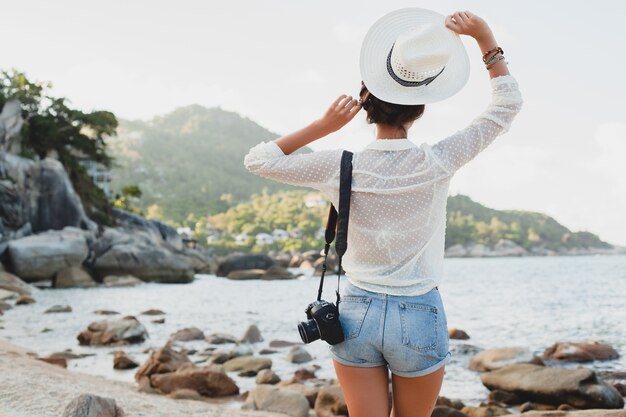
[78,159,113,199]
[272,229,290,241]
[256,233,274,245]
[289,228,303,239]
[235,233,249,246]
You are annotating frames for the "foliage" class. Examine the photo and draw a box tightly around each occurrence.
[113,184,144,215]
[0,68,118,224]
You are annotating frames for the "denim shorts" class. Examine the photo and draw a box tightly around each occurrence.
[328,279,452,377]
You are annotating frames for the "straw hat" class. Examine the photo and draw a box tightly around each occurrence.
[360,7,470,105]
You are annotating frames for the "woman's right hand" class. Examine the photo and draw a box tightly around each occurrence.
[444,10,492,41]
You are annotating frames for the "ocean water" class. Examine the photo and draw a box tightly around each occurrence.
[1,254,625,408]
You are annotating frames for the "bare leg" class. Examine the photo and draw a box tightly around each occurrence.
[389,365,445,417]
[332,359,390,417]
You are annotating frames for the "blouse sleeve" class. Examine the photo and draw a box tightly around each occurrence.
[428,74,524,175]
[243,140,343,190]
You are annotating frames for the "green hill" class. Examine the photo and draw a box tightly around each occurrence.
[108,105,315,221]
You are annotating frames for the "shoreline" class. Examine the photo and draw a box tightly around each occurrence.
[0,339,282,417]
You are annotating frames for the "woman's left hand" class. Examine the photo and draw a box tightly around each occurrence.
[315,94,361,135]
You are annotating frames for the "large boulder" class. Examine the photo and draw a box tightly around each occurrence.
[61,393,124,417]
[216,253,275,277]
[0,271,35,295]
[77,316,148,346]
[150,364,239,397]
[480,363,624,409]
[243,384,310,417]
[469,346,537,372]
[541,341,620,362]
[135,342,192,383]
[53,266,97,288]
[7,227,89,282]
[90,227,194,283]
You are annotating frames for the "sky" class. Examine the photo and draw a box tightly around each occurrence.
[3,0,626,246]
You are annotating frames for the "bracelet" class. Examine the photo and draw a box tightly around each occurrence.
[486,55,506,69]
[482,46,504,63]
[485,50,503,66]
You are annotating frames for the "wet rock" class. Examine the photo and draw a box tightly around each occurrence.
[293,367,316,382]
[103,275,143,287]
[542,341,620,362]
[15,294,35,305]
[61,393,124,417]
[460,404,511,416]
[135,342,191,385]
[469,347,537,372]
[259,348,279,355]
[48,350,95,360]
[151,364,239,397]
[256,369,281,385]
[240,324,263,343]
[141,308,165,316]
[282,382,319,408]
[37,355,68,368]
[260,265,301,280]
[216,253,275,277]
[269,339,302,348]
[480,363,625,409]
[78,316,148,346]
[0,271,35,295]
[288,346,312,364]
[226,269,265,280]
[53,266,96,289]
[152,318,165,324]
[113,351,139,370]
[314,384,348,417]
[222,355,272,375]
[169,327,205,342]
[206,332,238,344]
[7,227,89,282]
[242,384,309,417]
[44,304,72,313]
[449,328,470,339]
[94,310,120,315]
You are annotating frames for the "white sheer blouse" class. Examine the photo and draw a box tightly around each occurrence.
[243,74,524,295]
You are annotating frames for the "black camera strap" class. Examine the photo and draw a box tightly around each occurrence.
[316,150,353,316]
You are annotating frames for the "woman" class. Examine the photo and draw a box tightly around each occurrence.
[244,8,523,417]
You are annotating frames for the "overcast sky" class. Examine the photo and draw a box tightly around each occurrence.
[4,0,626,246]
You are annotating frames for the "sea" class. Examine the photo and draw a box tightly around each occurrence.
[1,254,625,408]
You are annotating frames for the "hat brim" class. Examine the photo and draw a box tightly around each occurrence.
[360,7,470,105]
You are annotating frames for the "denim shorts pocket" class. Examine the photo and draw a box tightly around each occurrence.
[398,301,438,352]
[338,296,372,341]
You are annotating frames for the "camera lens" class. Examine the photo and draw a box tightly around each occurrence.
[298,319,320,344]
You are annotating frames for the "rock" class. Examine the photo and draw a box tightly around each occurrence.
[240,324,263,343]
[229,343,254,358]
[480,363,624,409]
[48,350,95,360]
[0,288,18,301]
[0,271,35,295]
[222,355,272,375]
[460,404,511,416]
[152,318,165,324]
[293,368,316,382]
[243,384,310,417]
[54,267,96,288]
[493,239,528,256]
[150,365,239,397]
[314,384,348,417]
[135,343,191,385]
[449,328,470,339]
[256,369,281,385]
[15,294,35,305]
[103,275,142,287]
[226,269,265,280]
[141,308,165,316]
[206,332,238,344]
[269,340,303,348]
[94,310,120,315]
[37,355,68,368]
[469,347,537,372]
[282,382,319,408]
[44,304,72,313]
[288,346,313,364]
[78,316,148,346]
[467,243,492,257]
[542,341,620,362]
[7,227,89,282]
[61,393,124,417]
[0,300,12,311]
[217,253,275,277]
[507,411,626,416]
[181,247,217,274]
[444,243,468,257]
[261,265,300,280]
[90,227,194,283]
[169,327,205,342]
[113,351,139,370]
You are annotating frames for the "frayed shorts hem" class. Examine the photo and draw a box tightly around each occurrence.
[389,351,452,378]
[329,350,388,368]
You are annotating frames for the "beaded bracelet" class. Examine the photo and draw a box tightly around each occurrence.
[486,55,506,69]
[482,46,504,63]
[485,51,503,66]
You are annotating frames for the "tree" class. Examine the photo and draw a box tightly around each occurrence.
[0,68,118,224]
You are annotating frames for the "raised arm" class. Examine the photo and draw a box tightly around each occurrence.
[243,94,361,189]
[429,11,524,175]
